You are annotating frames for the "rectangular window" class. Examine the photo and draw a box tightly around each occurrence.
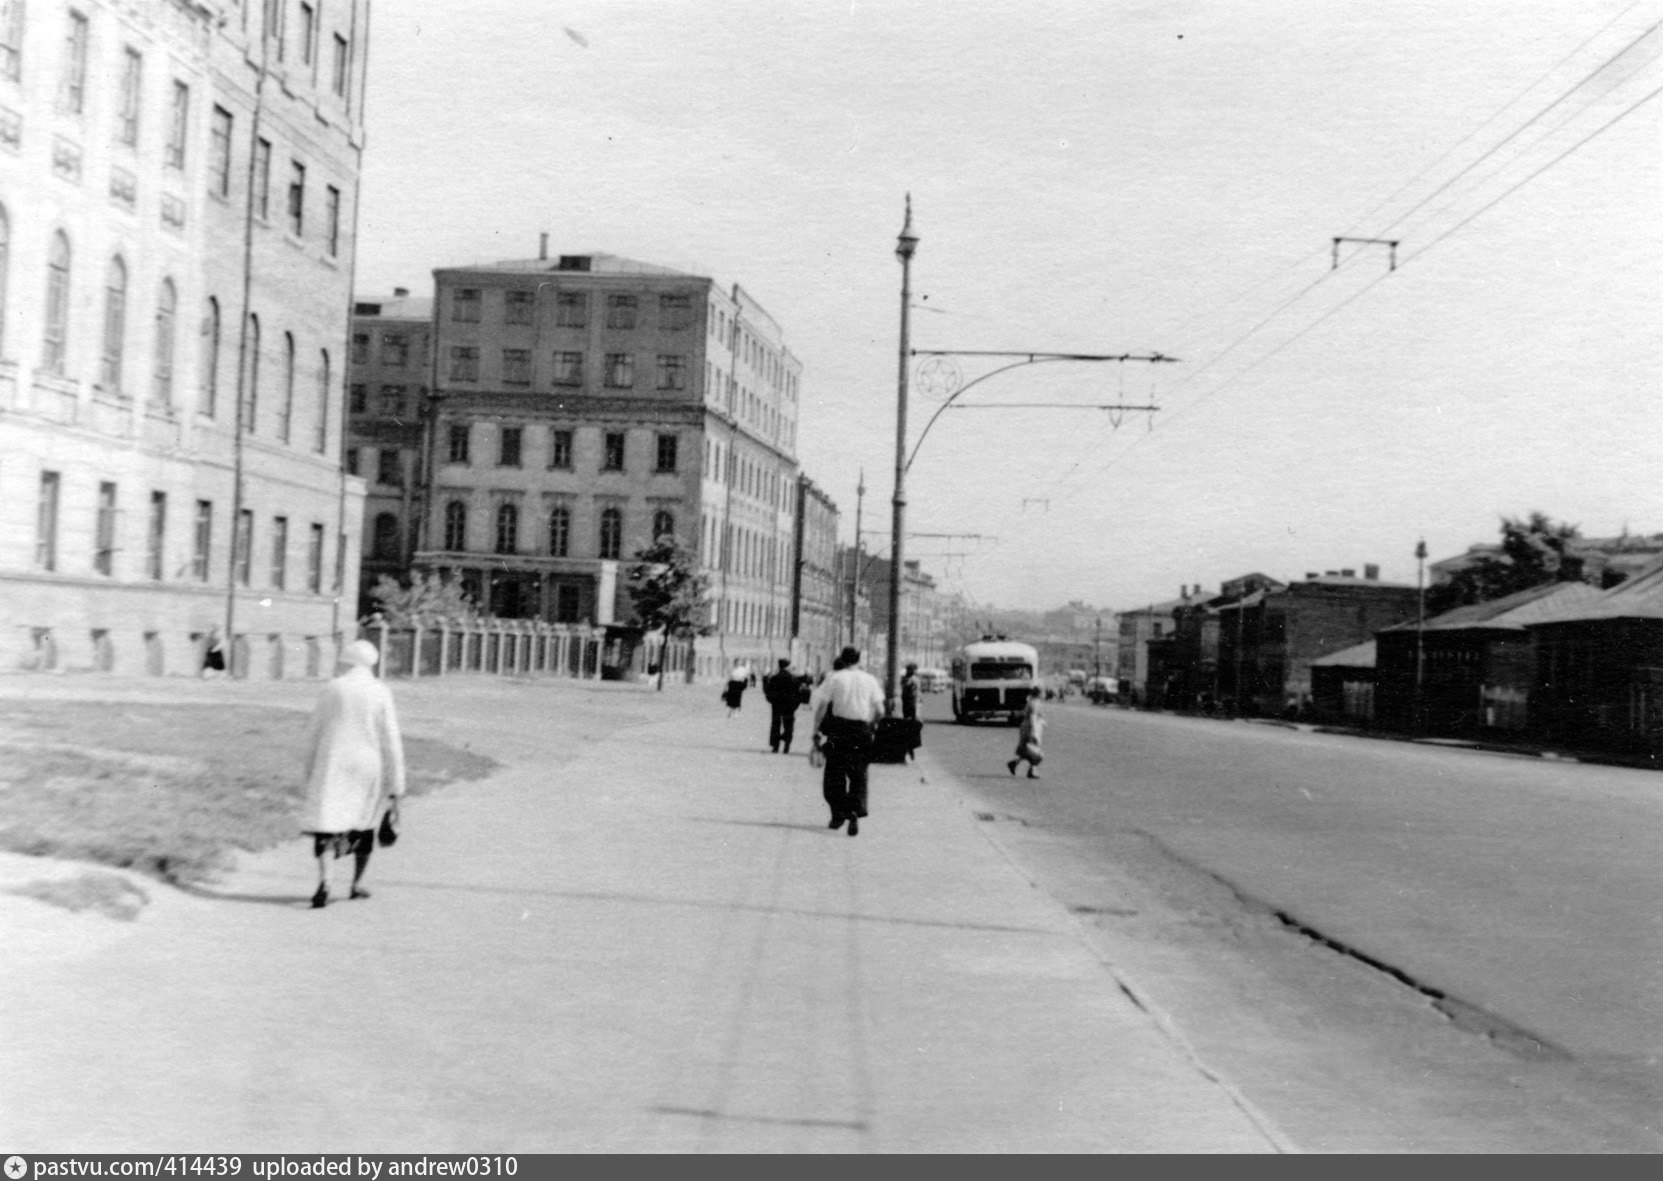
[35,471,61,571]
[350,332,369,365]
[552,351,582,386]
[447,422,471,464]
[287,160,306,236]
[266,0,286,55]
[299,3,316,66]
[504,290,534,325]
[377,385,405,416]
[549,428,573,470]
[325,186,341,257]
[209,107,233,197]
[376,448,401,487]
[167,81,189,169]
[548,507,570,558]
[449,346,479,382]
[452,288,481,322]
[501,349,532,386]
[118,48,143,146]
[0,0,23,82]
[380,333,409,366]
[655,434,678,473]
[556,584,580,623]
[59,10,88,114]
[270,516,288,590]
[349,383,367,413]
[94,482,117,576]
[603,432,625,472]
[332,33,349,96]
[606,294,638,330]
[555,292,587,328]
[146,491,166,580]
[659,293,692,330]
[307,523,324,593]
[604,353,634,388]
[498,426,522,467]
[334,531,345,591]
[656,354,686,390]
[253,137,271,217]
[191,500,212,581]
[345,447,359,475]
[234,509,253,586]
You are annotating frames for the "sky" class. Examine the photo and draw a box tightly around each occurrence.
[351,0,1663,614]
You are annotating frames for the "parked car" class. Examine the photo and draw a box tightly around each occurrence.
[1085,675,1118,704]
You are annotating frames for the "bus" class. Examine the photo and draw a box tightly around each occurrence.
[950,638,1041,725]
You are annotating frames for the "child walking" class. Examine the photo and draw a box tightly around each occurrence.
[1008,696,1046,780]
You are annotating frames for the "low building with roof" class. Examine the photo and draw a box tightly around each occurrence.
[1309,639,1378,724]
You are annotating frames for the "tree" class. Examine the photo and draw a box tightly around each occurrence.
[1425,512,1584,616]
[625,535,713,690]
[368,571,481,627]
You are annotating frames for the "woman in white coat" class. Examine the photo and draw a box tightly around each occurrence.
[300,639,407,908]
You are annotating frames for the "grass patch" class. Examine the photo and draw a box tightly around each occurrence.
[0,701,497,884]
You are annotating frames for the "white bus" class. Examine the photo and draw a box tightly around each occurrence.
[950,638,1041,725]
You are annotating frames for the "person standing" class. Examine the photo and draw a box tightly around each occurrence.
[722,658,753,717]
[763,657,802,753]
[300,640,407,908]
[811,646,885,836]
[1007,696,1046,780]
[900,663,920,721]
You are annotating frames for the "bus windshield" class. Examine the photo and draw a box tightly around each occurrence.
[970,659,1032,680]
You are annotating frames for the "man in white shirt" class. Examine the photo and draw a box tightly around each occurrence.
[810,646,886,836]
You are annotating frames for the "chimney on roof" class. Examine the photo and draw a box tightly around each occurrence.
[1325,570,1338,577]
[1340,568,1356,578]
[539,232,549,261]
[1364,563,1379,580]
[1306,572,1318,580]
[393,286,409,298]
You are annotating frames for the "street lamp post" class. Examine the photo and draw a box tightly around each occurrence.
[1414,538,1428,731]
[886,196,919,710]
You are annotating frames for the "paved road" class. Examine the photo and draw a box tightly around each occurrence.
[916,694,1663,1151]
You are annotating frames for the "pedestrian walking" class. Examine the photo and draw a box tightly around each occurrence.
[763,657,802,753]
[900,662,920,721]
[722,658,753,717]
[810,646,885,836]
[1007,696,1046,780]
[300,639,407,909]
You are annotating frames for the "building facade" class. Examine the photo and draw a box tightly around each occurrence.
[791,474,840,676]
[1117,586,1209,704]
[0,1,368,677]
[409,248,805,680]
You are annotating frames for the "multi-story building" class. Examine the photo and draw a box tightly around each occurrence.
[410,247,804,680]
[1117,586,1208,704]
[859,553,948,684]
[345,287,432,613]
[791,474,840,676]
[0,1,368,677]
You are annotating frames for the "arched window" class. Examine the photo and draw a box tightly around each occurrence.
[152,279,176,409]
[372,512,399,560]
[652,509,675,542]
[242,313,260,432]
[278,331,295,442]
[200,297,220,415]
[102,256,127,392]
[43,231,70,374]
[443,500,467,551]
[598,506,622,559]
[314,349,330,453]
[548,505,570,557]
[494,502,518,555]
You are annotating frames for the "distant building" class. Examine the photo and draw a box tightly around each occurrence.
[852,551,948,682]
[1308,640,1378,724]
[1117,586,1209,703]
[791,475,840,676]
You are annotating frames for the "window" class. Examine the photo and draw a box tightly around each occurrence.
[287,160,305,236]
[349,383,367,413]
[307,523,324,592]
[449,345,478,381]
[265,0,286,54]
[598,508,623,560]
[102,257,128,394]
[606,294,637,329]
[332,33,348,96]
[0,0,22,81]
[556,584,581,623]
[351,331,368,364]
[371,512,398,561]
[118,48,142,145]
[552,351,582,386]
[334,531,345,591]
[43,232,69,374]
[278,332,295,442]
[36,471,60,571]
[193,500,212,581]
[315,349,329,453]
[299,3,316,66]
[200,298,220,415]
[602,431,625,472]
[604,353,633,388]
[251,137,270,217]
[345,447,359,475]
[376,448,400,487]
[656,354,686,390]
[242,314,260,432]
[377,384,405,416]
[380,333,409,366]
[146,492,166,580]
[270,516,288,589]
[59,10,88,114]
[655,433,678,473]
[152,280,176,409]
[234,509,253,585]
[549,428,573,470]
[447,422,470,464]
[555,291,587,328]
[209,107,233,197]
[452,288,480,322]
[548,505,570,557]
[167,82,189,169]
[498,426,522,467]
[502,348,531,386]
[325,186,340,257]
[494,503,518,555]
[652,509,675,541]
[504,290,534,324]
[659,293,692,330]
[443,500,467,551]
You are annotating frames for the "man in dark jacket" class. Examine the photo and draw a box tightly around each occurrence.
[763,658,802,753]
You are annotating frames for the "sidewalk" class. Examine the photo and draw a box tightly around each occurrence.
[0,674,1290,1153]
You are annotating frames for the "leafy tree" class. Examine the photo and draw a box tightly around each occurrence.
[368,571,481,627]
[1425,512,1585,615]
[625,535,713,689]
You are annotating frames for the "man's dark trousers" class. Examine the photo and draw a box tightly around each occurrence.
[820,716,873,821]
[769,705,796,753]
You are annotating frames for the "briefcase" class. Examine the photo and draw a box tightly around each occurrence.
[870,717,922,764]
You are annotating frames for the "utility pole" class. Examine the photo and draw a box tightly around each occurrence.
[1414,538,1428,732]
[848,469,864,648]
[1094,616,1102,680]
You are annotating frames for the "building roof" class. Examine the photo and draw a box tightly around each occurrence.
[353,293,432,320]
[447,253,708,279]
[1381,581,1602,634]
[1527,558,1663,623]
[1310,640,1376,669]
[1293,574,1415,589]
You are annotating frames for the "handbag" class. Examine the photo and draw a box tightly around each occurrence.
[808,736,826,768]
[377,801,400,848]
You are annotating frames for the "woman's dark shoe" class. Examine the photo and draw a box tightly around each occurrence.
[847,816,859,836]
[828,813,845,830]
[311,884,328,909]
[350,886,372,900]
